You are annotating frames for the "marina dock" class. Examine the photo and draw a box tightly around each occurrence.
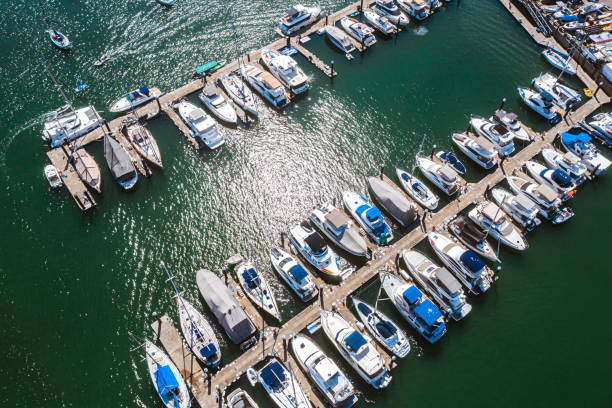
[46,147,96,211]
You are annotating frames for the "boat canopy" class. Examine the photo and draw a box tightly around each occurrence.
[436,267,462,294]
[304,232,326,255]
[357,301,372,316]
[200,344,218,361]
[475,136,495,150]
[514,194,537,212]
[242,268,260,289]
[402,286,422,305]
[562,130,591,146]
[375,319,397,340]
[455,216,486,242]
[439,165,457,182]
[325,209,346,230]
[551,169,573,187]
[414,300,442,327]
[540,90,554,102]
[535,184,559,203]
[482,203,503,223]
[104,135,135,181]
[460,250,486,273]
[204,85,220,97]
[261,361,286,391]
[365,207,382,222]
[288,264,308,282]
[344,330,367,353]
[155,364,179,403]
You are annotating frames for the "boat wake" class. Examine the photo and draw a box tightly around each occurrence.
[413,26,429,36]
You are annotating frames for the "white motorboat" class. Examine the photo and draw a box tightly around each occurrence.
[320,310,391,389]
[363,10,396,36]
[44,165,62,188]
[587,112,612,146]
[525,160,576,200]
[542,148,587,185]
[517,87,561,123]
[291,334,356,407]
[176,296,221,368]
[175,100,224,149]
[198,85,238,125]
[416,156,460,196]
[309,202,368,257]
[226,389,259,408]
[531,72,581,110]
[340,17,377,48]
[42,106,103,148]
[145,339,191,408]
[470,116,515,157]
[289,221,343,282]
[219,74,259,117]
[352,297,411,358]
[542,48,577,75]
[398,0,430,21]
[491,188,541,231]
[506,175,562,218]
[342,191,393,245]
[402,250,472,320]
[109,87,160,113]
[490,109,532,142]
[451,132,498,170]
[126,120,163,168]
[395,167,439,210]
[380,271,447,343]
[448,215,500,263]
[241,63,290,109]
[253,358,312,408]
[324,25,356,54]
[269,247,318,302]
[47,29,71,50]
[373,0,410,26]
[278,5,321,36]
[236,262,281,321]
[468,201,529,251]
[561,130,611,175]
[261,49,309,95]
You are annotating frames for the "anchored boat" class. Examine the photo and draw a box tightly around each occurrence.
[342,191,393,245]
[363,10,396,36]
[71,147,102,193]
[451,132,498,170]
[198,85,238,125]
[517,87,561,123]
[560,129,611,175]
[398,0,430,21]
[416,156,460,196]
[586,112,612,146]
[269,246,318,302]
[505,175,573,223]
[468,201,529,251]
[220,74,259,117]
[435,151,466,174]
[373,0,410,26]
[252,358,312,408]
[43,106,103,148]
[109,87,160,113]
[542,48,577,75]
[226,389,259,408]
[235,261,281,321]
[448,215,500,263]
[145,339,191,408]
[241,63,290,109]
[490,109,532,142]
[340,17,377,48]
[531,72,581,110]
[542,148,587,185]
[126,120,163,168]
[278,5,321,36]
[491,188,541,231]
[260,48,309,95]
[525,160,576,200]
[176,296,221,368]
[44,165,62,189]
[395,167,439,210]
[103,134,138,190]
[289,221,343,282]
[175,100,224,149]
[323,25,356,54]
[309,202,368,257]
[368,176,418,227]
[470,116,515,157]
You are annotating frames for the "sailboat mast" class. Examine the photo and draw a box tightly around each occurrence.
[161,262,198,355]
[40,58,73,112]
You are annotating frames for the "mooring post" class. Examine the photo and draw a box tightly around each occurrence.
[223,266,228,285]
[430,144,436,159]
[247,53,250,62]
[595,81,604,97]
[325,15,328,25]
[104,119,111,134]
[280,230,285,248]
[216,386,222,408]
[286,36,290,47]
[282,335,287,361]
[379,162,385,179]
[395,250,401,272]
[499,97,506,111]
[360,0,363,14]
[319,285,325,309]
[152,311,160,323]
[485,181,491,196]
[330,60,334,79]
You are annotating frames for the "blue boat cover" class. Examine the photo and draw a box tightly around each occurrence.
[357,302,372,316]
[375,319,397,339]
[155,364,179,403]
[288,264,308,282]
[355,204,370,217]
[344,330,367,352]
[261,361,286,391]
[200,343,217,361]
[460,250,485,273]
[139,86,150,95]
[551,169,573,187]
[559,15,580,22]
[414,299,442,327]
[401,173,410,182]
[365,207,382,222]
[402,286,422,305]
[242,268,260,289]
[562,131,591,145]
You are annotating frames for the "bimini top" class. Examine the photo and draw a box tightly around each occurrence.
[288,264,308,282]
[304,231,326,255]
[242,268,260,289]
[203,85,220,97]
[200,344,218,362]
[325,209,347,230]
[357,301,372,316]
[402,286,422,305]
[460,250,486,273]
[436,267,462,294]
[562,130,591,145]
[551,169,573,187]
[414,299,442,327]
[365,207,382,222]
[155,364,179,404]
[344,330,367,353]
[375,319,397,340]
[261,361,286,391]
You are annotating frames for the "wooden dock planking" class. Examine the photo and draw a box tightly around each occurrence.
[292,42,337,78]
[47,147,96,211]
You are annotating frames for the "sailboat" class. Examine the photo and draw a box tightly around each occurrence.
[103,134,138,190]
[71,147,102,193]
[145,339,191,408]
[126,120,163,168]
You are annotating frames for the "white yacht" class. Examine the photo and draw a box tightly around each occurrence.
[468,201,529,251]
[145,339,191,408]
[219,74,259,117]
[517,87,561,123]
[109,86,160,113]
[342,191,393,245]
[490,109,532,142]
[531,72,581,110]
[44,165,62,189]
[269,247,318,302]
[175,100,224,149]
[451,132,498,169]
[340,17,377,48]
[588,112,612,145]
[525,160,576,200]
[561,130,611,175]
[289,221,343,282]
[363,10,396,36]
[291,334,356,407]
[241,63,290,109]
[126,120,163,168]
[491,187,541,231]
[398,0,430,21]
[541,148,587,185]
[506,175,562,220]
[235,261,281,321]
[226,389,259,408]
[372,1,410,26]
[470,116,515,157]
[253,358,312,408]
[198,85,238,125]
[260,49,309,95]
[176,296,221,368]
[380,271,447,343]
[416,156,460,196]
[395,167,439,210]
[402,250,472,320]
[42,106,103,148]
[309,202,368,257]
[324,25,356,54]
[278,5,321,36]
[448,215,500,263]
[320,310,391,389]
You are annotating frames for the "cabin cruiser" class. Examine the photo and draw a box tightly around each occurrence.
[380,271,446,343]
[269,247,318,302]
[395,167,439,210]
[561,129,611,175]
[198,85,238,125]
[44,165,62,189]
[352,298,410,358]
[324,25,356,54]
[42,106,103,148]
[109,86,160,113]
[175,100,224,149]
[525,160,576,200]
[451,132,498,169]
[47,29,71,50]
[252,358,312,408]
[241,63,290,109]
[145,339,191,408]
[398,0,430,21]
[402,250,472,320]
[368,176,418,227]
[491,188,541,231]
[220,74,259,117]
[342,191,393,245]
[587,112,612,146]
[291,335,356,407]
[289,221,343,282]
[260,49,309,95]
[363,10,396,36]
[505,175,574,225]
[309,202,368,257]
[320,310,391,389]
[468,201,529,251]
[518,87,561,123]
[531,72,581,110]
[490,109,532,141]
[448,215,499,262]
[340,17,377,48]
[278,5,321,36]
[103,134,138,190]
[542,48,577,75]
[416,156,460,196]
[542,148,587,185]
[372,1,410,26]
[176,296,221,368]
[470,116,515,157]
[436,151,466,174]
[235,261,281,321]
[126,120,163,168]
[226,389,259,408]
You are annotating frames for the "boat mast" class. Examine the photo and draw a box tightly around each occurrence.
[40,58,74,114]
[373,273,386,314]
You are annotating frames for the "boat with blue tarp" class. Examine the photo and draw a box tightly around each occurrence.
[560,129,611,175]
[251,358,312,408]
[235,261,281,321]
[145,339,190,408]
[342,191,393,245]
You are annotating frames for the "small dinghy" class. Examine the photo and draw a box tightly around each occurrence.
[219,74,259,117]
[145,339,191,408]
[103,134,138,190]
[352,297,411,358]
[226,389,259,408]
[44,165,62,188]
[395,167,439,210]
[448,215,500,263]
[72,148,102,193]
[93,55,109,67]
[542,48,577,75]
[368,176,418,227]
[176,296,221,368]
[74,76,87,93]
[253,358,313,408]
[343,191,393,245]
[236,262,281,321]
[126,120,163,168]
[47,29,71,50]
[435,151,466,174]
[198,85,238,125]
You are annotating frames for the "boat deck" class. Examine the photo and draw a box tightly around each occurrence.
[47,146,97,211]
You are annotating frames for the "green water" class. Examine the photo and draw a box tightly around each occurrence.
[1,0,610,406]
